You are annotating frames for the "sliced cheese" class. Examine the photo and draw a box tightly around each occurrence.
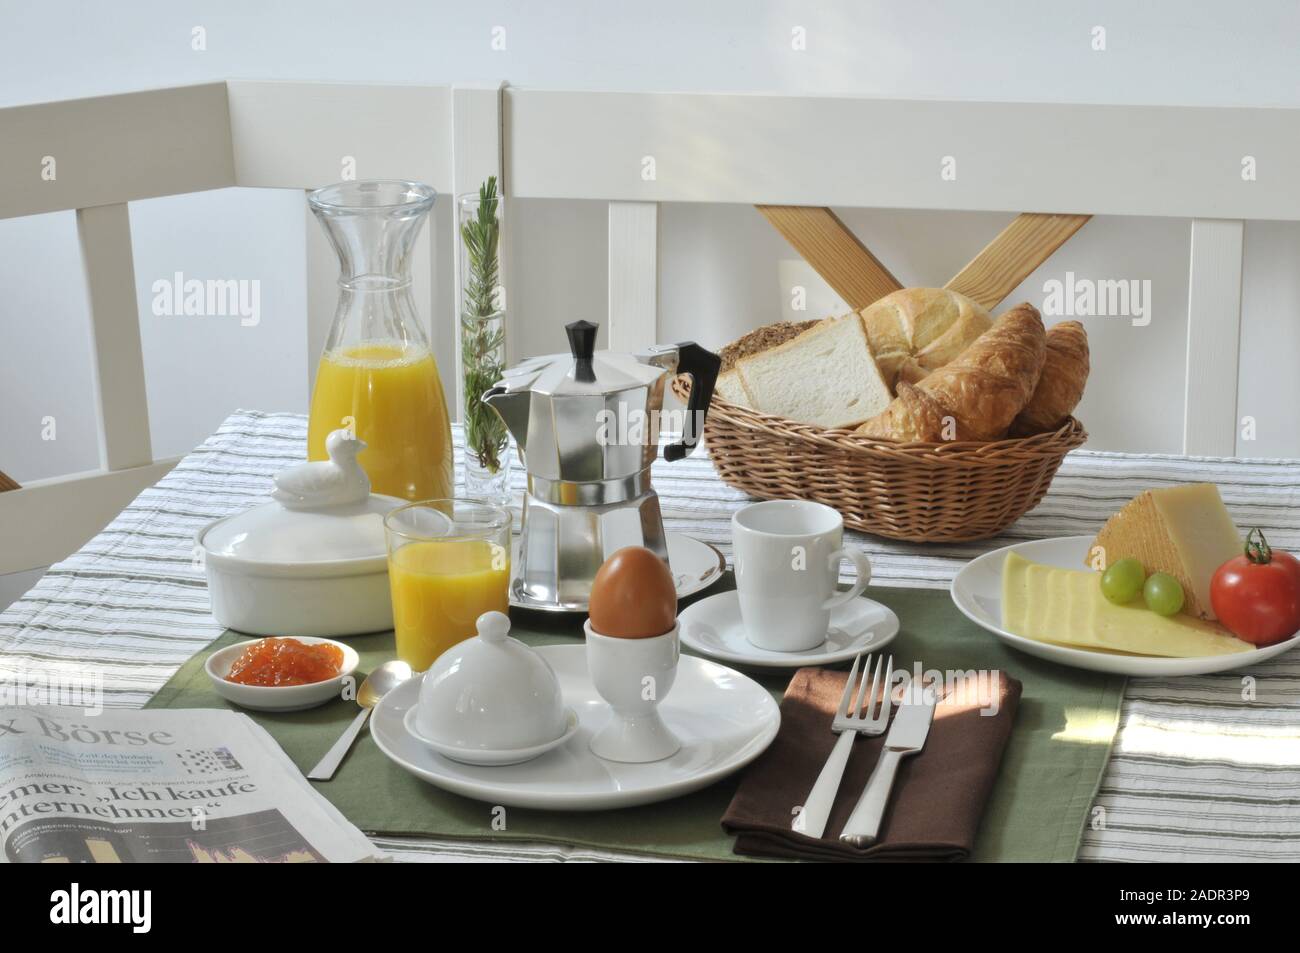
[1025,562,1068,639]
[1091,483,1242,620]
[1001,551,1033,635]
[1001,552,1253,658]
[1069,570,1250,657]
[1056,564,1090,648]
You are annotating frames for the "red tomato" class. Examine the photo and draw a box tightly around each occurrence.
[1211,529,1300,646]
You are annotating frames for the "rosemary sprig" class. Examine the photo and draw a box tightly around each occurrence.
[460,176,508,473]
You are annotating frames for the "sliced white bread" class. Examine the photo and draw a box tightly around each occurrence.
[715,369,754,407]
[735,313,892,429]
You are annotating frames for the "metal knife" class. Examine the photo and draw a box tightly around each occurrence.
[839,689,937,847]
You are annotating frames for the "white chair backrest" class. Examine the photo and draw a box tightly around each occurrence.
[3,80,1299,573]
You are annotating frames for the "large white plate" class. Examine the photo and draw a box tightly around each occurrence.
[950,536,1300,676]
[509,533,726,612]
[370,644,780,810]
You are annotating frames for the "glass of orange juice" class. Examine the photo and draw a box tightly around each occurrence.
[384,499,512,671]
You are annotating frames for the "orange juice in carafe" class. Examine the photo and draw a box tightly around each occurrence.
[308,341,452,501]
[306,180,452,501]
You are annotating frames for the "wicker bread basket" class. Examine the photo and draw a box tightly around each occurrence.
[678,321,1088,543]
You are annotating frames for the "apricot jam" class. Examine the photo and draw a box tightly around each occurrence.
[225,638,344,686]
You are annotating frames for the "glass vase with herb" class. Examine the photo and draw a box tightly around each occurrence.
[458,176,511,505]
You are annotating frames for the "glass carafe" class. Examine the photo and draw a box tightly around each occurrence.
[306,181,453,502]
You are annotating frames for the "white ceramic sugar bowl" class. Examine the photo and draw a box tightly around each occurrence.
[197,430,405,637]
[406,612,579,766]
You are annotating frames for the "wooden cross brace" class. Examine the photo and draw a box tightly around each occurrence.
[755,205,1091,313]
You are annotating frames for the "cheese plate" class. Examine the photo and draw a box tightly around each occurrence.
[951,536,1300,676]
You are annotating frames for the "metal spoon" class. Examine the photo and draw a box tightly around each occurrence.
[308,659,412,781]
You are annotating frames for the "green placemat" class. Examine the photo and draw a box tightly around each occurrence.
[146,576,1124,862]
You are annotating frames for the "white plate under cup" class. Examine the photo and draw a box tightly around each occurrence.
[731,500,871,652]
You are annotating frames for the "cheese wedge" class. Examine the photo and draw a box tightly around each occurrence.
[1090,483,1242,620]
[1002,551,1252,658]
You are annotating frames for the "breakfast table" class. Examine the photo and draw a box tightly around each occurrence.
[3,409,1300,862]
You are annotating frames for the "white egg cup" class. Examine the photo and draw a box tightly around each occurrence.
[584,621,681,763]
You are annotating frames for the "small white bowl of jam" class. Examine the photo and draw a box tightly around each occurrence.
[205,636,359,712]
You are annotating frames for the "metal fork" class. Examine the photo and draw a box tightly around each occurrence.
[793,653,893,838]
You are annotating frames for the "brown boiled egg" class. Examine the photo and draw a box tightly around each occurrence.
[588,546,677,638]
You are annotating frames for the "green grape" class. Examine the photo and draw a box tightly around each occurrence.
[1101,557,1146,604]
[1143,572,1185,616]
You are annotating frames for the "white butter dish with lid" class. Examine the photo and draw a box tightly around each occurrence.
[406,612,579,765]
[198,430,404,637]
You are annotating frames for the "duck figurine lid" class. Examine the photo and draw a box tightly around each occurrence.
[202,429,406,566]
[272,429,373,509]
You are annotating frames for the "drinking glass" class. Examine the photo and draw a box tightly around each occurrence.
[384,499,512,671]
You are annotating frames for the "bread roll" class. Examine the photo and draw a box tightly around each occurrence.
[1010,320,1089,435]
[858,288,993,390]
[857,302,1046,441]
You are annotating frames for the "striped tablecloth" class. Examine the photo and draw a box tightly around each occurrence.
[3,409,1299,863]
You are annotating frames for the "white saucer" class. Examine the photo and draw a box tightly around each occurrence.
[403,706,581,766]
[371,645,780,810]
[678,590,899,668]
[951,535,1300,677]
[509,532,726,612]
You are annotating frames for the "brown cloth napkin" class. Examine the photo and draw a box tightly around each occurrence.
[722,667,1021,861]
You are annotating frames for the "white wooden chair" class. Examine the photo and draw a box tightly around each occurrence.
[3,81,1297,577]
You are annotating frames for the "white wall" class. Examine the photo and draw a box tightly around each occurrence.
[0,211,101,480]
[1240,222,1300,459]
[2,0,1299,485]
[130,188,308,459]
[5,0,1298,109]
[0,189,308,482]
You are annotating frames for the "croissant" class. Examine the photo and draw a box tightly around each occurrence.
[1010,320,1089,436]
[856,381,974,442]
[857,302,1046,442]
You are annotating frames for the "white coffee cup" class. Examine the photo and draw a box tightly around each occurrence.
[732,500,871,652]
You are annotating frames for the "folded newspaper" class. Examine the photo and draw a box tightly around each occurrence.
[0,706,382,863]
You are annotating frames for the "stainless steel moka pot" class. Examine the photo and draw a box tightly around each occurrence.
[483,320,721,611]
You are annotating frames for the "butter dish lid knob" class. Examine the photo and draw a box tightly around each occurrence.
[476,611,511,644]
